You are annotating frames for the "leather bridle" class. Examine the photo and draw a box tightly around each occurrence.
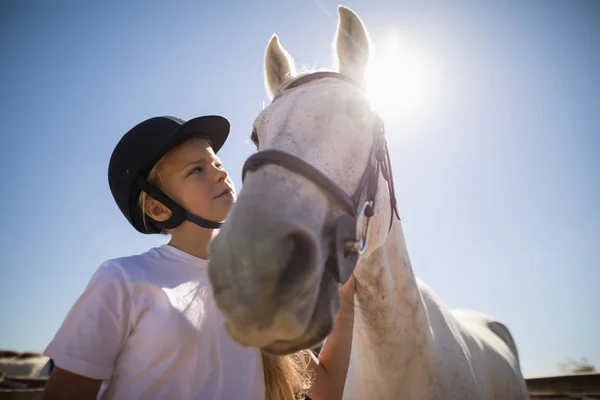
[242,71,400,284]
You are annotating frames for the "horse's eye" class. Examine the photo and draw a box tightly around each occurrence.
[250,129,259,148]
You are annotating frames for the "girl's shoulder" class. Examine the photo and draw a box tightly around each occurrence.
[88,250,155,287]
[94,245,210,296]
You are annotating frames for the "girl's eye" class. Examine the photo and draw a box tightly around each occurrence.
[250,129,259,148]
[189,167,203,175]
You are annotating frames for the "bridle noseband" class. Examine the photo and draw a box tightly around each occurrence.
[242,71,400,284]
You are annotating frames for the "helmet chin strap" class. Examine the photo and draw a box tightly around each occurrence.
[135,177,224,231]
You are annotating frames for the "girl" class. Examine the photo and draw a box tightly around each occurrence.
[41,115,355,400]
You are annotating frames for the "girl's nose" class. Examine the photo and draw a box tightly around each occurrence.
[214,165,228,182]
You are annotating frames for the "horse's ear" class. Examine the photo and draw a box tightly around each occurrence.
[334,6,371,86]
[264,34,296,99]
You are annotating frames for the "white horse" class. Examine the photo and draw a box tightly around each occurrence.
[208,5,529,399]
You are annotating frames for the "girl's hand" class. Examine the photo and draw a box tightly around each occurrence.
[306,274,356,400]
[339,274,356,300]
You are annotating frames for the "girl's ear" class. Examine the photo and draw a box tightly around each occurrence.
[144,197,172,222]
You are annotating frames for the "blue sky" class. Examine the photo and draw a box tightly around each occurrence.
[1,0,598,378]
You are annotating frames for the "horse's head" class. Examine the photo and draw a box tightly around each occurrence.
[208,6,397,354]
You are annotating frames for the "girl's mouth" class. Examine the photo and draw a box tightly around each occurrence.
[215,188,234,199]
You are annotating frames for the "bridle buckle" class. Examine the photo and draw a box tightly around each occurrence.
[343,200,372,255]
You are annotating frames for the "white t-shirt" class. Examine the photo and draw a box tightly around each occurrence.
[44,244,265,400]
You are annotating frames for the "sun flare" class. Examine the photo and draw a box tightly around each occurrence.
[365,33,439,120]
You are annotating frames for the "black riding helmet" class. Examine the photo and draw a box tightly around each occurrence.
[108,115,230,234]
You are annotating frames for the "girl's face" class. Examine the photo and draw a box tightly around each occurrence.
[158,138,236,224]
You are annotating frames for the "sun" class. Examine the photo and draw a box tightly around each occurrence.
[365,33,439,120]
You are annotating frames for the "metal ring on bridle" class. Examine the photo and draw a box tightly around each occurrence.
[344,200,372,255]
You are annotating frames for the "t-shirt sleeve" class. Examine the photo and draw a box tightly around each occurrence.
[44,261,133,380]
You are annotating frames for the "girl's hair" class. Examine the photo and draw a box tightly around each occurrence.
[137,145,316,399]
[262,351,314,400]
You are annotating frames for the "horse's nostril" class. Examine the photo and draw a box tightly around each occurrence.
[277,231,316,290]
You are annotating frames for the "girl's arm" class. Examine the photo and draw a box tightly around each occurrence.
[41,263,132,399]
[306,275,356,400]
[42,367,102,400]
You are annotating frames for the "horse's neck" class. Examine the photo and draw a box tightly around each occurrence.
[347,221,439,397]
